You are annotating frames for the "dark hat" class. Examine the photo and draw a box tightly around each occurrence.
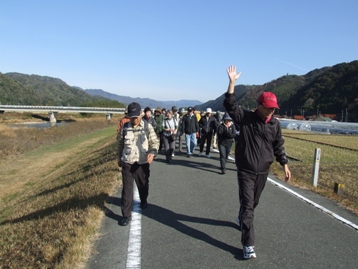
[144,106,151,113]
[258,92,279,109]
[127,102,141,118]
[154,107,162,113]
[172,106,178,111]
[187,106,193,112]
[222,112,233,121]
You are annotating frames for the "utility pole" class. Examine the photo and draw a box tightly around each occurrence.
[345,108,348,122]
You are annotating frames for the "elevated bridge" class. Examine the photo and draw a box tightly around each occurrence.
[0,105,125,122]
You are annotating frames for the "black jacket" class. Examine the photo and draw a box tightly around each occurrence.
[217,123,236,147]
[199,115,217,134]
[182,113,199,134]
[223,92,288,174]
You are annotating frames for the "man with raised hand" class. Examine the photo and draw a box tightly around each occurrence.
[224,65,291,259]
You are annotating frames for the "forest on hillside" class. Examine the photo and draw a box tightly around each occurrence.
[197,61,358,122]
[0,73,124,108]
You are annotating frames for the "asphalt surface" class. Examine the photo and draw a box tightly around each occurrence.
[86,144,358,269]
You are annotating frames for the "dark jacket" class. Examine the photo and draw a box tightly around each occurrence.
[143,115,157,130]
[182,113,199,134]
[199,115,217,134]
[217,123,236,147]
[223,92,288,174]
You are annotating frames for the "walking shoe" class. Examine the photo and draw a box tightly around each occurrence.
[172,153,175,157]
[206,154,211,158]
[119,217,131,226]
[198,152,203,156]
[221,169,226,174]
[140,202,148,209]
[243,246,256,259]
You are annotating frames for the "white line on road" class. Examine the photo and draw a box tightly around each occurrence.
[126,186,142,269]
[268,177,358,231]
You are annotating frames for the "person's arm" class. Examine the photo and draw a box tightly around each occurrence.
[226,65,241,94]
[147,124,159,163]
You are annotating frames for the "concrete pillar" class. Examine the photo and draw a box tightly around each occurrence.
[49,112,57,123]
[106,113,112,121]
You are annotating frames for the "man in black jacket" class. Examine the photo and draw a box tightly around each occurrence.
[198,108,217,158]
[182,107,199,157]
[224,65,291,260]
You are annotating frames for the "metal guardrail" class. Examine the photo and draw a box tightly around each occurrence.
[0,105,125,114]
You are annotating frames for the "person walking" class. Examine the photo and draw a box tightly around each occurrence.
[182,106,199,157]
[116,106,130,138]
[162,110,177,163]
[198,108,217,158]
[224,65,291,259]
[217,112,236,174]
[154,107,165,151]
[177,108,185,152]
[117,102,159,226]
[143,106,157,129]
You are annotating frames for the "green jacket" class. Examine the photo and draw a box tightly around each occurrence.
[154,114,165,133]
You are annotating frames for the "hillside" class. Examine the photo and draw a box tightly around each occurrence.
[0,73,124,108]
[85,89,202,109]
[198,61,358,122]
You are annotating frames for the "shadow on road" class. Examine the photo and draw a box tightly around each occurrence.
[105,196,245,260]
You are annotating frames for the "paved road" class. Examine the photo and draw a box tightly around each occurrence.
[86,145,358,269]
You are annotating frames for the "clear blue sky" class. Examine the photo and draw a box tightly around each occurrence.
[1,0,357,102]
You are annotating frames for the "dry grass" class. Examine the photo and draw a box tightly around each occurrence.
[0,116,122,268]
[270,129,358,214]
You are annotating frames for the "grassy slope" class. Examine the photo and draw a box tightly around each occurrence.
[0,125,120,269]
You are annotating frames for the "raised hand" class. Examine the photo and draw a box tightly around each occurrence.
[226,65,241,83]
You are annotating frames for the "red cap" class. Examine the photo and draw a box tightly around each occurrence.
[257,92,279,109]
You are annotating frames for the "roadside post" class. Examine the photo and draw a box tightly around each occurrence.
[312,148,321,187]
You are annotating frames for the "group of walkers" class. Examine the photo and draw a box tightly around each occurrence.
[116,65,291,260]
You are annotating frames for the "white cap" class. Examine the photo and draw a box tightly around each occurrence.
[206,108,212,114]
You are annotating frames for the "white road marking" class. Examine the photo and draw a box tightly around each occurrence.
[268,177,358,231]
[126,186,142,269]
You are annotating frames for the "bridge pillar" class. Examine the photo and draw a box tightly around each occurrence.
[106,113,112,121]
[49,112,57,123]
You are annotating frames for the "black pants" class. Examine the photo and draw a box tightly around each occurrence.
[218,143,232,171]
[163,135,175,161]
[121,162,150,218]
[237,170,268,246]
[199,132,213,155]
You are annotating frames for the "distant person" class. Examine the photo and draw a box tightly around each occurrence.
[172,106,180,123]
[154,107,165,151]
[177,108,185,152]
[117,102,159,226]
[116,106,130,138]
[224,65,291,259]
[212,111,221,149]
[198,108,216,158]
[217,112,236,174]
[143,106,157,129]
[182,106,199,157]
[162,110,177,162]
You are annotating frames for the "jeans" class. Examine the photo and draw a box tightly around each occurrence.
[185,133,197,155]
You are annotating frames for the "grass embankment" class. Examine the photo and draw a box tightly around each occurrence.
[270,129,358,214]
[0,116,121,268]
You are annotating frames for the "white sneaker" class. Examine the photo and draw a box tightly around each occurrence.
[243,246,256,259]
[172,153,175,157]
[206,154,211,158]
[198,152,203,156]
